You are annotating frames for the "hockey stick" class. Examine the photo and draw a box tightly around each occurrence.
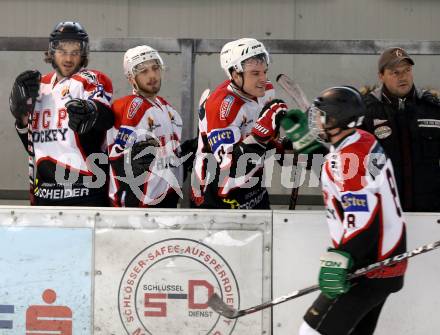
[276,74,311,210]
[208,239,440,319]
[276,74,310,113]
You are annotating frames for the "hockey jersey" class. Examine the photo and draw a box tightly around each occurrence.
[321,129,406,278]
[108,95,183,207]
[192,80,275,209]
[19,69,113,205]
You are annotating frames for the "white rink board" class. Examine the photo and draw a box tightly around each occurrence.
[272,211,440,335]
[93,209,272,335]
[0,207,438,334]
[0,209,94,334]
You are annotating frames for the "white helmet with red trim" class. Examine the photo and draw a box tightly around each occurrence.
[220,38,270,79]
[123,45,164,79]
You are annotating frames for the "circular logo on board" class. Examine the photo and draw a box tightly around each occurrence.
[374,126,392,139]
[118,238,240,335]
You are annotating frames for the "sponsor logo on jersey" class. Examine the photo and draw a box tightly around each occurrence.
[79,71,97,85]
[240,115,253,128]
[115,127,134,147]
[61,86,70,98]
[374,125,392,139]
[417,118,440,128]
[128,97,143,119]
[148,116,161,131]
[168,111,182,127]
[341,193,369,212]
[220,95,235,120]
[207,128,235,154]
[32,128,68,143]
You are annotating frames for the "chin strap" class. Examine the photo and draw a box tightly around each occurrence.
[232,73,254,98]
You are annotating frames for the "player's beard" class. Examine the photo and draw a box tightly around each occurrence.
[137,79,161,98]
[55,61,82,78]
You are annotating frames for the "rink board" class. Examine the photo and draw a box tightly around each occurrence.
[0,207,438,334]
[93,210,272,335]
[0,212,93,334]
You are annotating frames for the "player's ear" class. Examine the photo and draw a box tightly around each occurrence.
[231,70,242,84]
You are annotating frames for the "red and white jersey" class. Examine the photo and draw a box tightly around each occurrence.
[193,80,275,203]
[32,69,112,173]
[108,94,183,207]
[321,129,406,272]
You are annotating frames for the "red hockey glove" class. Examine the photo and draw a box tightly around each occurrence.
[251,99,288,144]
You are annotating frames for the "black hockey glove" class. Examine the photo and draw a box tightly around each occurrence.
[179,137,198,178]
[66,98,99,134]
[128,138,160,177]
[9,70,41,126]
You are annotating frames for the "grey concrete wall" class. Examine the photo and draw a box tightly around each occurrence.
[1,0,439,200]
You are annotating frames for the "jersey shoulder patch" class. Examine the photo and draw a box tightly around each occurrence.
[206,86,245,131]
[127,96,144,119]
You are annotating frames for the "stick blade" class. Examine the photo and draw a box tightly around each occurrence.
[208,293,241,319]
[276,73,310,112]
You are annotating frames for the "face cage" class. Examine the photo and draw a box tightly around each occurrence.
[49,40,89,56]
[130,59,163,78]
[308,105,329,144]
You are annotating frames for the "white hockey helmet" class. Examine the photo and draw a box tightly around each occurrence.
[123,45,164,79]
[220,38,270,79]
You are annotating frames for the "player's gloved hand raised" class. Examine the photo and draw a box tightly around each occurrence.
[9,70,41,126]
[66,98,99,134]
[319,249,353,299]
[280,109,322,153]
[252,99,288,144]
[127,137,160,177]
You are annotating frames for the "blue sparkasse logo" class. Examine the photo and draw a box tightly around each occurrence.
[341,193,369,212]
[207,128,235,153]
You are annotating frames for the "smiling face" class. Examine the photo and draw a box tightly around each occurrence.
[231,58,268,98]
[52,41,83,78]
[130,60,162,98]
[379,61,414,97]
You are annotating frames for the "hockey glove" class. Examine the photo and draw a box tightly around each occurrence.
[66,98,99,134]
[9,70,41,126]
[252,99,288,144]
[280,109,322,153]
[319,249,353,299]
[128,137,160,177]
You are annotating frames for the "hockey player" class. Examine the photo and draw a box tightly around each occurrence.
[191,38,289,209]
[9,21,114,206]
[108,45,184,207]
[298,87,407,335]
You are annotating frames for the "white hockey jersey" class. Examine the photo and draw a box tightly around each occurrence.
[321,129,406,277]
[192,79,275,208]
[27,69,113,205]
[108,94,183,207]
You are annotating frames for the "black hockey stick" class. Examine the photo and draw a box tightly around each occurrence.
[276,74,311,210]
[208,239,440,319]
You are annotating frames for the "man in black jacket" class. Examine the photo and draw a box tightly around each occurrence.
[362,47,440,212]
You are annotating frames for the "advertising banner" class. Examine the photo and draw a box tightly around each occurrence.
[94,209,272,335]
[0,224,93,334]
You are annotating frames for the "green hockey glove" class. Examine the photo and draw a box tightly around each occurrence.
[318,249,353,299]
[280,109,322,153]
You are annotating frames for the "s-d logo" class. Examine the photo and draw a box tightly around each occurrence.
[118,238,240,335]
